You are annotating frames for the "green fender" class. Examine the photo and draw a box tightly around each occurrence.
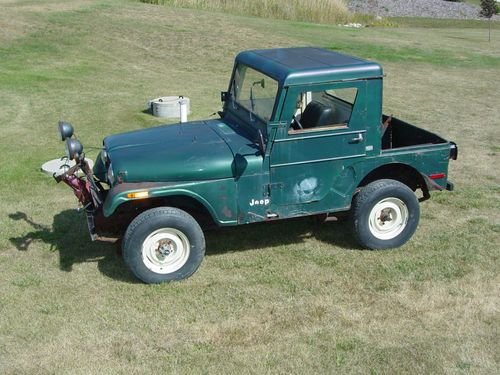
[102,179,238,226]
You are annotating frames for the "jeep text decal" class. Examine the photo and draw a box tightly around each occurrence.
[249,198,270,206]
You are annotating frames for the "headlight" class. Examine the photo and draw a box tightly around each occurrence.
[107,163,114,185]
[65,138,83,160]
[58,121,74,141]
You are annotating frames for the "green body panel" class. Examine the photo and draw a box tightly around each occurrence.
[98,47,454,226]
[103,121,235,182]
[268,79,368,214]
[103,178,238,224]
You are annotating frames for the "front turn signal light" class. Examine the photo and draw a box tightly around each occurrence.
[127,191,149,199]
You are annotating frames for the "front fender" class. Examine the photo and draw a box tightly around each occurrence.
[102,180,237,225]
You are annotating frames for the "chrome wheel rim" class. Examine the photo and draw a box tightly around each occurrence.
[141,228,190,274]
[368,198,408,240]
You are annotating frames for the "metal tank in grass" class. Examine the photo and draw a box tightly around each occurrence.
[53,47,458,284]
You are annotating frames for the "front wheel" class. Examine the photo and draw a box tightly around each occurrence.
[123,207,205,283]
[351,179,420,249]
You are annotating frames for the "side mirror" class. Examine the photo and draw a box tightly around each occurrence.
[220,91,228,102]
[252,79,265,89]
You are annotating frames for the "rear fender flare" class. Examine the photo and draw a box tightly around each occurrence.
[356,162,428,196]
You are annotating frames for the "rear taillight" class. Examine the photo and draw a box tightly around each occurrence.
[429,173,446,180]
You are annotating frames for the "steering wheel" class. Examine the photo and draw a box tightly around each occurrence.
[292,115,303,130]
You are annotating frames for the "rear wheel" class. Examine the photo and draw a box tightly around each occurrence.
[351,179,420,249]
[123,207,205,283]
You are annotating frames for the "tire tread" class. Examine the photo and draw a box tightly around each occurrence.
[351,179,420,250]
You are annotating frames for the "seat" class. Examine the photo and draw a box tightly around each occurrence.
[298,100,336,129]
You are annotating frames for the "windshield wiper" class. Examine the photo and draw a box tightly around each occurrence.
[250,79,265,112]
[257,128,266,155]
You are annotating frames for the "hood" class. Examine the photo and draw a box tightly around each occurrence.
[104,120,236,183]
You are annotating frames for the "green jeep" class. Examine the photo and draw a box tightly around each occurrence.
[55,47,457,283]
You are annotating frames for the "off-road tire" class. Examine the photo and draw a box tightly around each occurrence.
[351,179,420,249]
[123,207,205,283]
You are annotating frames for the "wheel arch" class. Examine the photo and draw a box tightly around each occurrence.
[103,189,221,231]
[357,163,429,199]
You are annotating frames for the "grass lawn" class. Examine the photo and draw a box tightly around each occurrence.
[0,0,499,373]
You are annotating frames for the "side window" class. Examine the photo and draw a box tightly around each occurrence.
[289,87,358,133]
[326,87,357,105]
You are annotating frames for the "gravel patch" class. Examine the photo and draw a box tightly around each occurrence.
[349,0,499,20]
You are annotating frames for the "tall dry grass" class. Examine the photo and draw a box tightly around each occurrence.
[141,0,352,24]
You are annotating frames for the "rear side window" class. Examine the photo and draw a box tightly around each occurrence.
[325,87,358,105]
[289,87,358,133]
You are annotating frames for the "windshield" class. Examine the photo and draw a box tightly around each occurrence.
[231,64,278,122]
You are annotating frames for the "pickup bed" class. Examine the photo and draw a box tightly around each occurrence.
[382,115,449,150]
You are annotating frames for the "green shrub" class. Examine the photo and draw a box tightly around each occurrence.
[480,0,497,17]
